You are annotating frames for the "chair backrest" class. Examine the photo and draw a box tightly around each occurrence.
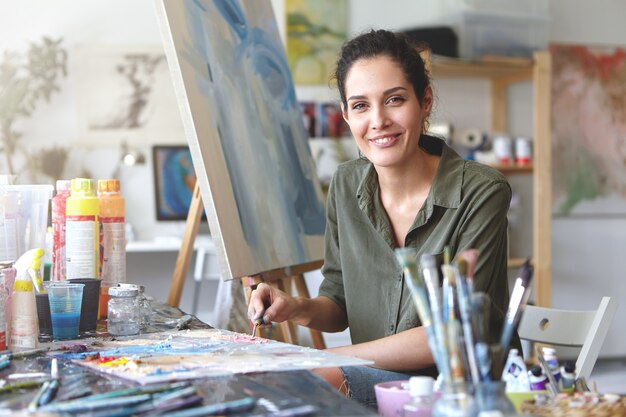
[517,297,618,380]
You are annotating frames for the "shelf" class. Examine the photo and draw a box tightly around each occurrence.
[493,164,533,174]
[507,258,529,269]
[429,54,533,80]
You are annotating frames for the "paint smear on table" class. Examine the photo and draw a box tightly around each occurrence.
[50,329,371,385]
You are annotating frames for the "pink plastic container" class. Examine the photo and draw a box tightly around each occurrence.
[374,380,411,417]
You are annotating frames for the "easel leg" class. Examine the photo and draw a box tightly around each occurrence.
[168,182,203,307]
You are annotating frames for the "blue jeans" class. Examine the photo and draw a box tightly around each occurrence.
[339,366,418,409]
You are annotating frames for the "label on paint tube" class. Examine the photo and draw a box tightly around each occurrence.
[100,217,125,282]
[66,216,98,279]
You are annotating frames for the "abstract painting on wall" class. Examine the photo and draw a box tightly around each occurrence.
[286,0,348,85]
[155,0,326,279]
[551,44,626,217]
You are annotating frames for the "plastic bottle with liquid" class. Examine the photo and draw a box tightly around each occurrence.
[528,365,548,391]
[560,360,576,390]
[542,347,561,382]
[10,249,44,351]
[97,179,126,318]
[403,376,434,417]
[65,179,99,280]
[51,179,71,282]
[502,348,530,392]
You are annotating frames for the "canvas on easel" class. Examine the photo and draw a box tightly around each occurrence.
[154,0,326,281]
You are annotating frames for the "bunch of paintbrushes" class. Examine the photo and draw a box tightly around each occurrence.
[395,248,533,386]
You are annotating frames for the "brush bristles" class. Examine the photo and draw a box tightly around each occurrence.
[456,258,468,277]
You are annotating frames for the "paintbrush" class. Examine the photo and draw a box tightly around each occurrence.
[440,263,465,382]
[499,259,533,357]
[159,396,257,417]
[394,249,444,375]
[88,386,202,417]
[0,378,47,394]
[38,382,190,413]
[420,254,452,383]
[454,258,480,384]
[37,358,60,407]
[252,316,266,337]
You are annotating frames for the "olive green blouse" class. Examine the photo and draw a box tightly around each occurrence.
[319,135,513,358]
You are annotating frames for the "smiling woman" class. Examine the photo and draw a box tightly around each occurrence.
[248,29,515,408]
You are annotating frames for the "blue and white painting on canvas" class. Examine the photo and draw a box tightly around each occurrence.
[155,0,326,279]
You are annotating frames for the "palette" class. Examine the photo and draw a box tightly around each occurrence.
[50,329,371,385]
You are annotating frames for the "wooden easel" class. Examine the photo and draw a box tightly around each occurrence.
[168,182,326,349]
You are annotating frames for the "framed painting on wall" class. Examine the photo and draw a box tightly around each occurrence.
[152,145,206,221]
[73,45,185,145]
[155,0,326,280]
[551,44,626,217]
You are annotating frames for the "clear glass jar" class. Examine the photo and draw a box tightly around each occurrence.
[433,383,477,417]
[118,283,151,329]
[107,285,140,336]
[475,381,516,416]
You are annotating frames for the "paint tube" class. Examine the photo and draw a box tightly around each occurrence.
[66,178,99,280]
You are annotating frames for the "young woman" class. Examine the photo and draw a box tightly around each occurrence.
[248,29,513,407]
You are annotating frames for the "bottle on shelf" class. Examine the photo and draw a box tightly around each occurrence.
[97,179,126,318]
[66,178,99,280]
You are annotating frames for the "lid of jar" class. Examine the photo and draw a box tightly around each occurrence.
[409,376,434,397]
[109,286,138,297]
[0,260,15,269]
[118,283,145,293]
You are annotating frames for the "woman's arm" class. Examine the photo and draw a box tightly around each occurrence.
[328,327,435,371]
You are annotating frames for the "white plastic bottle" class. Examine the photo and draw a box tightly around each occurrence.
[542,347,561,382]
[502,348,530,392]
[403,376,434,417]
[10,249,44,351]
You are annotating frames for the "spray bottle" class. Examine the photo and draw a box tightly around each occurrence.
[10,248,44,351]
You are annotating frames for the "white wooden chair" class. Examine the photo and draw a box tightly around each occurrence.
[517,297,618,380]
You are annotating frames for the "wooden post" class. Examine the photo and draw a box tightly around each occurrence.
[168,182,203,307]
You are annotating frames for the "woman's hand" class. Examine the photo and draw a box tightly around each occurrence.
[247,283,348,332]
[247,283,298,324]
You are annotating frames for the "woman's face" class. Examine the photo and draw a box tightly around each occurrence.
[342,55,431,169]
